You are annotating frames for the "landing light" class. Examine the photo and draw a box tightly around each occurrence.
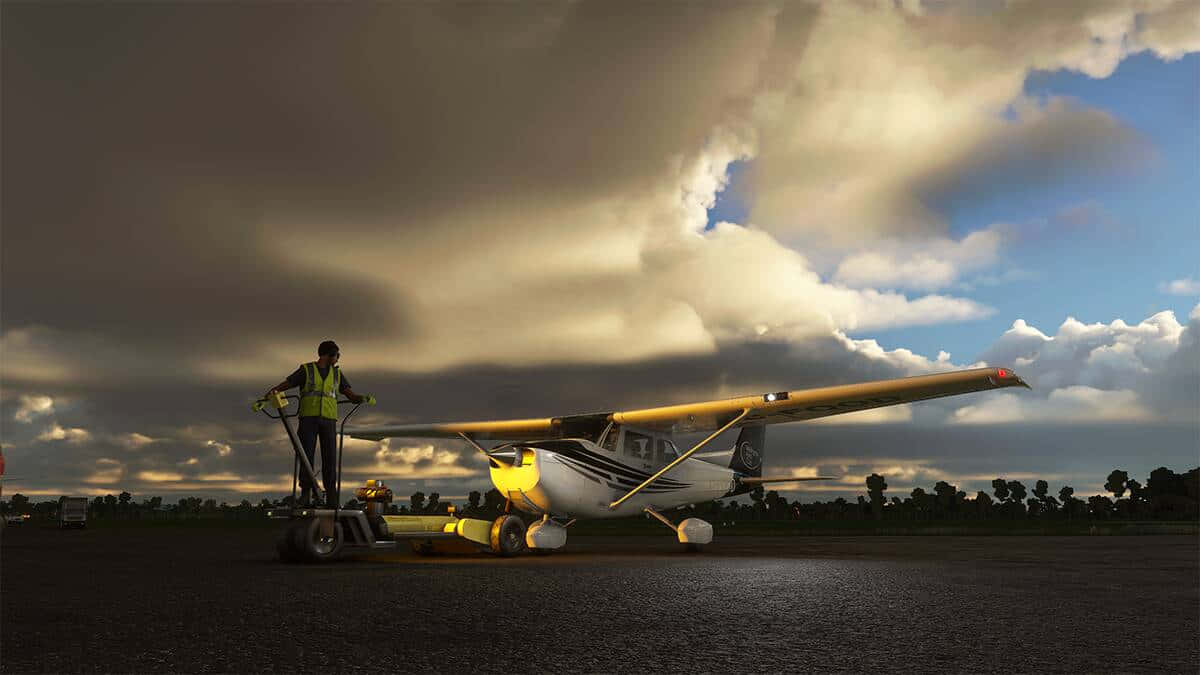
[763,392,789,403]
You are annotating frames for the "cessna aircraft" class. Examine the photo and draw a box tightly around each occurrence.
[350,367,1029,550]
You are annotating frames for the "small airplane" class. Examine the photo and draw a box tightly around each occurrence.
[350,367,1029,550]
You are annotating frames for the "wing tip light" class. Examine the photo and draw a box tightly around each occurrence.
[995,367,1031,390]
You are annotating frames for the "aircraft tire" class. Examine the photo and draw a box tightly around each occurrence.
[489,515,527,557]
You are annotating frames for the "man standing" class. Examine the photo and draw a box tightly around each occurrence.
[265,340,373,507]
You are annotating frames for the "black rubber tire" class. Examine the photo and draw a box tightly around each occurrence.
[291,518,344,563]
[489,515,527,556]
[275,521,304,563]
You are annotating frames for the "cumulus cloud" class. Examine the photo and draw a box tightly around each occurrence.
[833,333,971,376]
[13,394,54,423]
[743,3,1169,245]
[84,458,123,485]
[810,404,914,425]
[36,424,91,444]
[137,470,184,483]
[951,386,1152,424]
[197,472,242,482]
[981,311,1186,390]
[970,309,1197,423]
[1160,277,1200,296]
[206,440,233,457]
[121,433,158,449]
[833,228,1004,291]
[346,441,481,480]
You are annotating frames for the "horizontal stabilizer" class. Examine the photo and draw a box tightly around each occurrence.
[739,476,838,484]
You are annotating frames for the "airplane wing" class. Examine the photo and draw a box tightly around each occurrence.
[613,366,1029,433]
[349,367,1028,442]
[349,417,559,441]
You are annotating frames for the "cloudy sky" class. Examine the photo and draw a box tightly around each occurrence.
[2,1,1197,505]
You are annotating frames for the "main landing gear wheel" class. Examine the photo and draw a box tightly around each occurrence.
[288,519,344,563]
[490,515,527,556]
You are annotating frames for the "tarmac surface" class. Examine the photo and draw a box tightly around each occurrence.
[2,523,1197,673]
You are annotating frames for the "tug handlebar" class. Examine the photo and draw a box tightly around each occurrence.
[250,393,376,418]
[250,391,376,512]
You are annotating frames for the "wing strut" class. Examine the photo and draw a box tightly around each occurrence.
[608,408,749,510]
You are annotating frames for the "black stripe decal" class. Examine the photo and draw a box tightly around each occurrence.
[539,442,689,486]
[557,452,691,489]
[604,481,679,494]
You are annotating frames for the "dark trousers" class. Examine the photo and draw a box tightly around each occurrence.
[297,416,338,506]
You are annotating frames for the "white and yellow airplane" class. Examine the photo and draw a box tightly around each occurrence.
[350,367,1029,551]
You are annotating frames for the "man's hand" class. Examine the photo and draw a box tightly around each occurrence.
[267,380,292,399]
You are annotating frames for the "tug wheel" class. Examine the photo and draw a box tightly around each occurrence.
[489,515,527,556]
[276,521,305,563]
[290,518,344,563]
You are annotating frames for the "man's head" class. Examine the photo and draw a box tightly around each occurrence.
[317,340,340,366]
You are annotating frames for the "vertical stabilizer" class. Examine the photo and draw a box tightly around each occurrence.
[728,425,765,477]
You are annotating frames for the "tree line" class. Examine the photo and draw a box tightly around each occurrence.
[3,466,1196,523]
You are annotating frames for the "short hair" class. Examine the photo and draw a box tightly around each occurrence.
[318,340,339,356]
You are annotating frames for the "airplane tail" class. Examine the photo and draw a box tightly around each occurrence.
[728,425,765,477]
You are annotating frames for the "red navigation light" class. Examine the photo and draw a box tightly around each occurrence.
[998,369,1007,378]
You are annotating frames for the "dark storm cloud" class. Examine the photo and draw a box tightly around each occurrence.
[1,1,779,376]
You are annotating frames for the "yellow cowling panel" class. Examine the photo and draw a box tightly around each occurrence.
[455,518,493,546]
[489,461,539,494]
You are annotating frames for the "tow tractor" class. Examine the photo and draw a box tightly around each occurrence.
[251,392,528,563]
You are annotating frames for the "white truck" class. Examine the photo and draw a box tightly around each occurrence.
[60,496,88,529]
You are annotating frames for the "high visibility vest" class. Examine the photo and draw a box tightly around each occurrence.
[298,362,340,419]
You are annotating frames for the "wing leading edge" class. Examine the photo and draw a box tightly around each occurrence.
[348,367,1029,441]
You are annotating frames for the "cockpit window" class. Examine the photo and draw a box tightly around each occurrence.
[600,427,620,453]
[657,439,679,464]
[623,431,653,462]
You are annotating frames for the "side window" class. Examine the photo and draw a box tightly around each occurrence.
[657,439,679,464]
[600,427,621,453]
[623,431,653,462]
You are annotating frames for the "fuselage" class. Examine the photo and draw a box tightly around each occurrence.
[487,436,741,519]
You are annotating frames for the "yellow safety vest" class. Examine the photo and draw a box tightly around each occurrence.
[298,362,340,419]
